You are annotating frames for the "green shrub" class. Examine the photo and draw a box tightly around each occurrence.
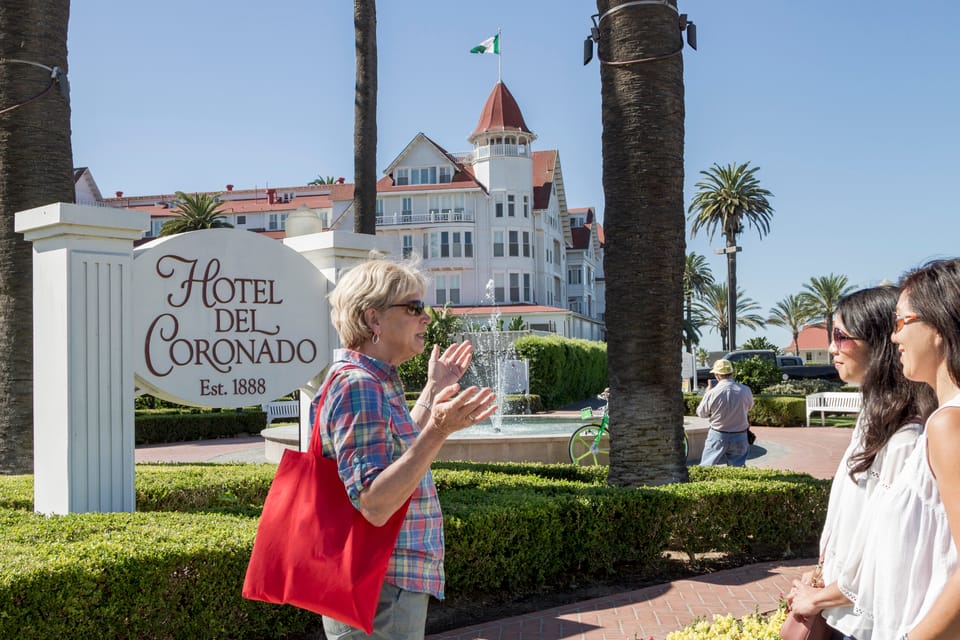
[513,335,607,409]
[683,394,807,427]
[135,410,266,445]
[733,357,784,394]
[0,463,828,639]
[762,378,844,395]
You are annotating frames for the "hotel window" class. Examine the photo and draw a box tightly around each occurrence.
[568,268,583,285]
[523,273,531,302]
[440,231,450,257]
[236,215,246,225]
[507,194,516,217]
[493,273,505,303]
[554,240,562,265]
[439,166,453,183]
[281,213,288,229]
[395,168,409,185]
[522,231,531,257]
[449,274,461,304]
[268,214,278,230]
[508,230,519,257]
[435,275,447,305]
[151,219,165,237]
[509,273,520,302]
[495,194,504,218]
[493,231,504,257]
[464,231,474,257]
[410,167,437,185]
[402,235,414,259]
[523,195,529,218]
[402,197,412,222]
[376,199,383,216]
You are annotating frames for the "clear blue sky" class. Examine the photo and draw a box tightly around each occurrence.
[68,1,960,352]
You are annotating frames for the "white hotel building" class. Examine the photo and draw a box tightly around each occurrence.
[103,82,605,341]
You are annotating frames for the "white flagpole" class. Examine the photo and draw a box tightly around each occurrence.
[498,27,502,83]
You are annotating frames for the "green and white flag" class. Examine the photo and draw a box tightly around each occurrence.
[470,34,500,55]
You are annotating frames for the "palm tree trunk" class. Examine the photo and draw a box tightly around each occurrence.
[353,0,377,235]
[0,0,74,474]
[598,0,687,486]
[725,236,737,350]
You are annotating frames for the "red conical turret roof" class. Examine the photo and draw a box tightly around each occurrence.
[470,82,534,139]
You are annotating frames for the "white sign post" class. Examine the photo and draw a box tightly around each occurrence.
[15,203,149,514]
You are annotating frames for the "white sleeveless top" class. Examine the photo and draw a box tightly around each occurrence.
[836,394,960,640]
[819,415,922,638]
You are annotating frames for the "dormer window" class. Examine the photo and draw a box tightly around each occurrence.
[439,166,453,184]
[395,168,409,186]
[395,166,448,186]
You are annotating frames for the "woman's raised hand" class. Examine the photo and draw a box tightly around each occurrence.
[427,342,474,389]
[429,384,497,437]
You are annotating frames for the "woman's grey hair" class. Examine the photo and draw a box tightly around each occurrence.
[328,253,427,349]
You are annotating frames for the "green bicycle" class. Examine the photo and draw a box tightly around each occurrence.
[568,394,689,466]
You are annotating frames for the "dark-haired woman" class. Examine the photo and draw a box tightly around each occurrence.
[788,286,937,639]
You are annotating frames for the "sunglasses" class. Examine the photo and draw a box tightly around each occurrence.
[894,313,921,333]
[389,300,428,316]
[832,327,861,349]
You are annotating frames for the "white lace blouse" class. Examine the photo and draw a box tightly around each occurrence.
[836,394,960,640]
[819,416,923,638]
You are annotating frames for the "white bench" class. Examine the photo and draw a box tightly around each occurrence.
[805,391,862,426]
[262,400,299,426]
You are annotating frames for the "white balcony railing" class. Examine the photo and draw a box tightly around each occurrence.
[376,210,475,226]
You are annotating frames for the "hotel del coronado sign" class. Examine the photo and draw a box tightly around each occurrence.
[133,229,328,408]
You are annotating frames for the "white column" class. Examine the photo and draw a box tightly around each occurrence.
[16,203,149,514]
[283,230,390,451]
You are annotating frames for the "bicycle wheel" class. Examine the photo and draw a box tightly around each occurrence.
[568,423,609,466]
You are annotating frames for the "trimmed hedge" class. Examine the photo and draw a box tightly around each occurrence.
[513,335,607,409]
[0,463,828,639]
[683,394,807,427]
[135,410,266,445]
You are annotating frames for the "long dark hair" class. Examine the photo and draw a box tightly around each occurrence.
[899,258,960,391]
[839,286,938,478]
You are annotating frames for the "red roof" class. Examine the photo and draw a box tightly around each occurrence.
[532,150,556,210]
[783,326,829,351]
[470,82,533,138]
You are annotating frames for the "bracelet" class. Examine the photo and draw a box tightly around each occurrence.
[416,399,432,411]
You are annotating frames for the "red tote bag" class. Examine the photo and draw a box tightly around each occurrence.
[243,371,411,633]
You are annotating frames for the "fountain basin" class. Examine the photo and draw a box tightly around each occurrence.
[261,416,708,465]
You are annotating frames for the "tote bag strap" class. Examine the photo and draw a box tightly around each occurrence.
[308,364,360,456]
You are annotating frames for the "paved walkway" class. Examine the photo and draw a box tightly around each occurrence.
[134,423,851,639]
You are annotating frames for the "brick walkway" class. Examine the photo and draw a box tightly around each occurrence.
[426,559,811,640]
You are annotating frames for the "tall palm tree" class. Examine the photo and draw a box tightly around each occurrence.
[695,283,765,352]
[597,0,687,486]
[683,252,714,353]
[800,273,855,363]
[687,162,774,351]
[353,0,377,235]
[0,0,74,474]
[159,192,233,236]
[768,294,814,356]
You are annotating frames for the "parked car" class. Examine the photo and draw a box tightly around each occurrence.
[696,349,839,388]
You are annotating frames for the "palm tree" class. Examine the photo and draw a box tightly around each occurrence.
[597,0,687,486]
[800,274,855,363]
[159,192,233,236]
[695,283,765,352]
[687,162,774,351]
[353,0,377,235]
[768,294,814,356]
[308,175,337,185]
[0,0,74,474]
[683,252,714,354]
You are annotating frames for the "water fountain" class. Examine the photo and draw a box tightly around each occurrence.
[458,280,530,432]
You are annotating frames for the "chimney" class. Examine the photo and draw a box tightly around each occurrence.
[225,184,234,191]
[115,191,123,198]
[266,188,276,205]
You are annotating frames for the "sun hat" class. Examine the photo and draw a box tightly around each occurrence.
[710,359,734,375]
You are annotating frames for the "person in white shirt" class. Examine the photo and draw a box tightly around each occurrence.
[787,286,936,640]
[697,359,754,466]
